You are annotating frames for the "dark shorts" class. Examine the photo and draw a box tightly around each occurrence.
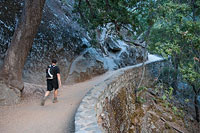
[47,79,59,91]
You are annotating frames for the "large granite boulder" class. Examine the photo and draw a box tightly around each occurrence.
[66,48,107,84]
[65,38,147,84]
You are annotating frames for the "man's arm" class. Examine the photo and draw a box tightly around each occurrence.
[57,73,62,88]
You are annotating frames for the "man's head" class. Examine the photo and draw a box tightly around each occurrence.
[52,59,57,65]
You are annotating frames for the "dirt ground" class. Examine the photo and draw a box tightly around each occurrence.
[0,71,114,133]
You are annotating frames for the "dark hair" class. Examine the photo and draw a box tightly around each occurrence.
[52,59,57,64]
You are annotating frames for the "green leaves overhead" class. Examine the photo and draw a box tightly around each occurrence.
[74,0,157,35]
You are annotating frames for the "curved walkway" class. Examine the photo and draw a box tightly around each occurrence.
[0,71,114,133]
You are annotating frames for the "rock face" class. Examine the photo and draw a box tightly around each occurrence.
[105,37,122,52]
[0,0,147,86]
[66,48,107,83]
[0,82,21,106]
[66,40,146,84]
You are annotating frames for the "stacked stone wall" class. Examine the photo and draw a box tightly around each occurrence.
[75,57,165,132]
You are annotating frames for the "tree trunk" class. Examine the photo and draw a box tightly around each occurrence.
[0,0,46,105]
[172,55,179,95]
[194,94,199,122]
[191,85,199,122]
[192,0,196,22]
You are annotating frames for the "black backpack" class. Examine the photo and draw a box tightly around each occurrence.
[46,65,55,79]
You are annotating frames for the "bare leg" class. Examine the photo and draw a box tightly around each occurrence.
[41,91,50,106]
[44,91,50,97]
[53,89,58,103]
[54,89,58,98]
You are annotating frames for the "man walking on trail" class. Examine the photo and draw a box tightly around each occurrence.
[41,59,62,106]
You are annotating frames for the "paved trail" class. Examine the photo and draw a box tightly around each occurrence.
[0,71,114,133]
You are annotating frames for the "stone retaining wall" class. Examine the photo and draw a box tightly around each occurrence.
[75,55,165,132]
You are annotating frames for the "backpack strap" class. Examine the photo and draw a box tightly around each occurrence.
[48,65,53,79]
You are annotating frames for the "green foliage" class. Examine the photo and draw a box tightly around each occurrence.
[159,86,185,117]
[138,86,147,92]
[172,106,184,118]
[137,96,146,104]
[162,94,167,101]
[60,0,67,4]
[184,99,189,103]
[159,67,178,86]
[180,62,200,89]
[74,0,157,39]
[168,87,173,99]
[161,87,174,101]
[149,0,200,97]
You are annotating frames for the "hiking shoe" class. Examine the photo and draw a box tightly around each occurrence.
[53,98,58,103]
[41,99,45,106]
[40,97,46,106]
